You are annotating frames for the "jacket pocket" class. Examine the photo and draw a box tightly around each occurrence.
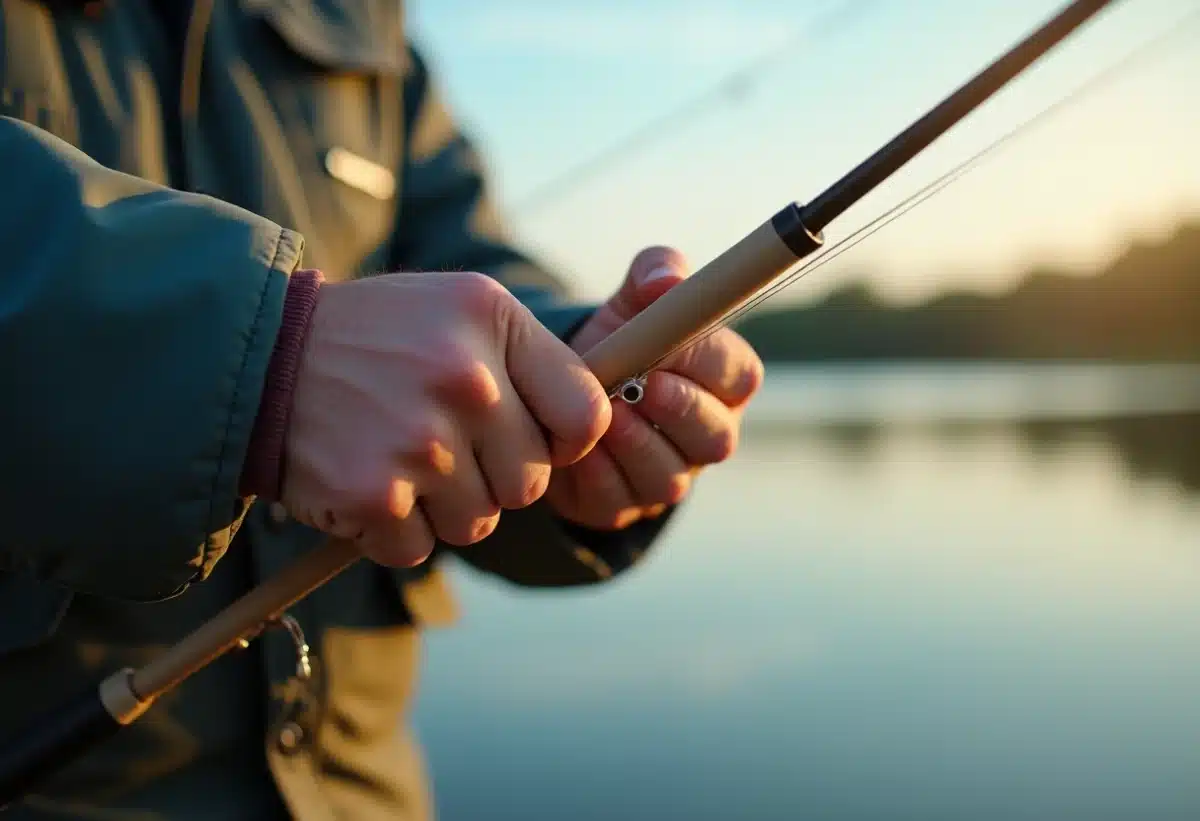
[0,570,73,658]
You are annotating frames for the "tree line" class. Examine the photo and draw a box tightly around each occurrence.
[736,219,1200,361]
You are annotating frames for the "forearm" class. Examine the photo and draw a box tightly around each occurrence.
[0,117,305,601]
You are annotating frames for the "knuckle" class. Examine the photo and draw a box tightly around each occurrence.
[701,329,764,403]
[452,271,515,319]
[350,494,433,568]
[705,426,738,464]
[743,352,766,398]
[320,509,365,540]
[429,340,472,380]
[495,462,550,509]
[656,373,695,421]
[568,453,626,527]
[433,513,482,547]
[492,481,525,510]
[558,381,612,456]
[489,474,520,509]
[664,471,692,505]
[584,381,613,440]
[434,353,501,411]
[727,333,765,399]
[380,528,435,568]
[342,475,399,521]
[424,440,458,476]
[401,420,450,468]
[608,405,647,451]
[608,507,644,530]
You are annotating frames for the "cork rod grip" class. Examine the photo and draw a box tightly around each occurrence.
[581,218,804,389]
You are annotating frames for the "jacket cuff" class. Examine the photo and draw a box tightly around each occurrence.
[240,268,324,499]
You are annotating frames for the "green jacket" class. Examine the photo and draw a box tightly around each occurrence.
[0,1,671,818]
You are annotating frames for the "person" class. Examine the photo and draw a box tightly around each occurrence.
[0,1,764,819]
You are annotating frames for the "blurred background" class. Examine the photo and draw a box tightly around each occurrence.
[404,1,1200,818]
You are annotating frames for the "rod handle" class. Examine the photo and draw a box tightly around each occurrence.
[583,204,822,389]
[132,538,360,700]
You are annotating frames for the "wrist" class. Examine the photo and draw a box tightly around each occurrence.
[240,269,325,499]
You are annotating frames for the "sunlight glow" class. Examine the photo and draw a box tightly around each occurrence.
[409,0,1199,303]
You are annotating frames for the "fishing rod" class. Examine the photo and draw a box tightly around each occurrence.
[0,0,1120,807]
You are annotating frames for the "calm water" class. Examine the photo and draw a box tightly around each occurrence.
[414,364,1200,821]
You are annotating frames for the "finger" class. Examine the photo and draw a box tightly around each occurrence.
[354,478,436,568]
[472,372,554,511]
[416,425,503,546]
[610,246,690,320]
[641,503,671,521]
[601,402,693,507]
[554,447,640,530]
[501,302,611,467]
[568,247,692,357]
[425,339,551,504]
[660,327,764,408]
[636,370,739,466]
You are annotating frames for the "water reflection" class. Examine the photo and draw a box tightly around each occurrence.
[415,366,1200,821]
[1019,414,1200,494]
[753,412,1200,497]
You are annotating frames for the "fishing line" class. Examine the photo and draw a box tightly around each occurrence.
[511,0,881,217]
[631,6,1200,381]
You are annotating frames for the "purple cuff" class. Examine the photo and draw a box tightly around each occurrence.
[240,269,325,499]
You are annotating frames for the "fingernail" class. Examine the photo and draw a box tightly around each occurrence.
[641,265,677,285]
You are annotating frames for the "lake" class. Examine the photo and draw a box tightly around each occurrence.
[413,364,1200,821]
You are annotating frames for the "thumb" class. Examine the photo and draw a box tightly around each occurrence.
[609,246,689,322]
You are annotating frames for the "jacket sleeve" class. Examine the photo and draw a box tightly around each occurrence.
[388,46,678,587]
[0,116,304,602]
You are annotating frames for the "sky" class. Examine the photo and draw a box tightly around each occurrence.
[406,0,1199,305]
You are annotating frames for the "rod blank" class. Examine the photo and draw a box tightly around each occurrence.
[800,0,1117,232]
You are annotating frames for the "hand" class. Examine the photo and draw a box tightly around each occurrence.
[281,271,610,568]
[544,247,764,530]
